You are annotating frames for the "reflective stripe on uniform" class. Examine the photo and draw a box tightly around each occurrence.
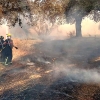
[5,57,8,65]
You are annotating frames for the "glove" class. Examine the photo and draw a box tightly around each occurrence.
[15,46,18,49]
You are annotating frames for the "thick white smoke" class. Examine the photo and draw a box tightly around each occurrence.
[52,62,100,83]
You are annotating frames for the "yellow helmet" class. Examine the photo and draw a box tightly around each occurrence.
[6,33,11,36]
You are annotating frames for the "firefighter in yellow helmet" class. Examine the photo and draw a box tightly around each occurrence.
[3,34,18,65]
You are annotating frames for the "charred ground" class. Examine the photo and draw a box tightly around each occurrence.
[0,37,100,100]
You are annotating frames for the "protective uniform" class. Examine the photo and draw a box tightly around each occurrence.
[0,36,5,63]
[3,34,14,65]
[0,36,4,50]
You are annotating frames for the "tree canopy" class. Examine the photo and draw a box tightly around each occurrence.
[64,0,100,36]
[0,0,31,27]
[0,0,100,32]
[65,0,100,23]
[0,0,69,27]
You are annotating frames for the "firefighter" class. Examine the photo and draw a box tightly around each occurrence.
[3,34,18,65]
[0,36,5,63]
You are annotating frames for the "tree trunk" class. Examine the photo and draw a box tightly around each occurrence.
[75,16,82,37]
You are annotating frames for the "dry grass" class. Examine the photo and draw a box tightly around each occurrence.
[0,37,100,99]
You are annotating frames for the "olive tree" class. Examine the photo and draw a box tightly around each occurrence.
[65,0,100,37]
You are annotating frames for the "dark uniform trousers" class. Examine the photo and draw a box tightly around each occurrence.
[0,40,5,62]
[4,46,12,64]
[3,39,13,64]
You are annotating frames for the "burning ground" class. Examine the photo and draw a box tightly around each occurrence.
[0,37,100,100]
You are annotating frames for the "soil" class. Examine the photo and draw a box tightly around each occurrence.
[0,37,100,100]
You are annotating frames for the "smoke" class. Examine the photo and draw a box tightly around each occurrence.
[30,36,100,84]
[8,19,100,40]
[0,18,100,40]
[52,62,100,83]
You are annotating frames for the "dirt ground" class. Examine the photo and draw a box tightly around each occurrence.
[0,37,100,100]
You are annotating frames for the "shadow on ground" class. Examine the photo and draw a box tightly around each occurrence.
[1,37,100,100]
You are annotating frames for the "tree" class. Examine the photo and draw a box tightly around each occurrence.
[29,0,100,37]
[0,0,31,27]
[0,0,100,37]
[28,0,68,36]
[33,20,55,36]
[29,0,67,24]
[65,0,100,37]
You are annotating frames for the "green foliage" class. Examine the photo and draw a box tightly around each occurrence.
[65,0,100,23]
[0,0,31,27]
[0,0,100,28]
